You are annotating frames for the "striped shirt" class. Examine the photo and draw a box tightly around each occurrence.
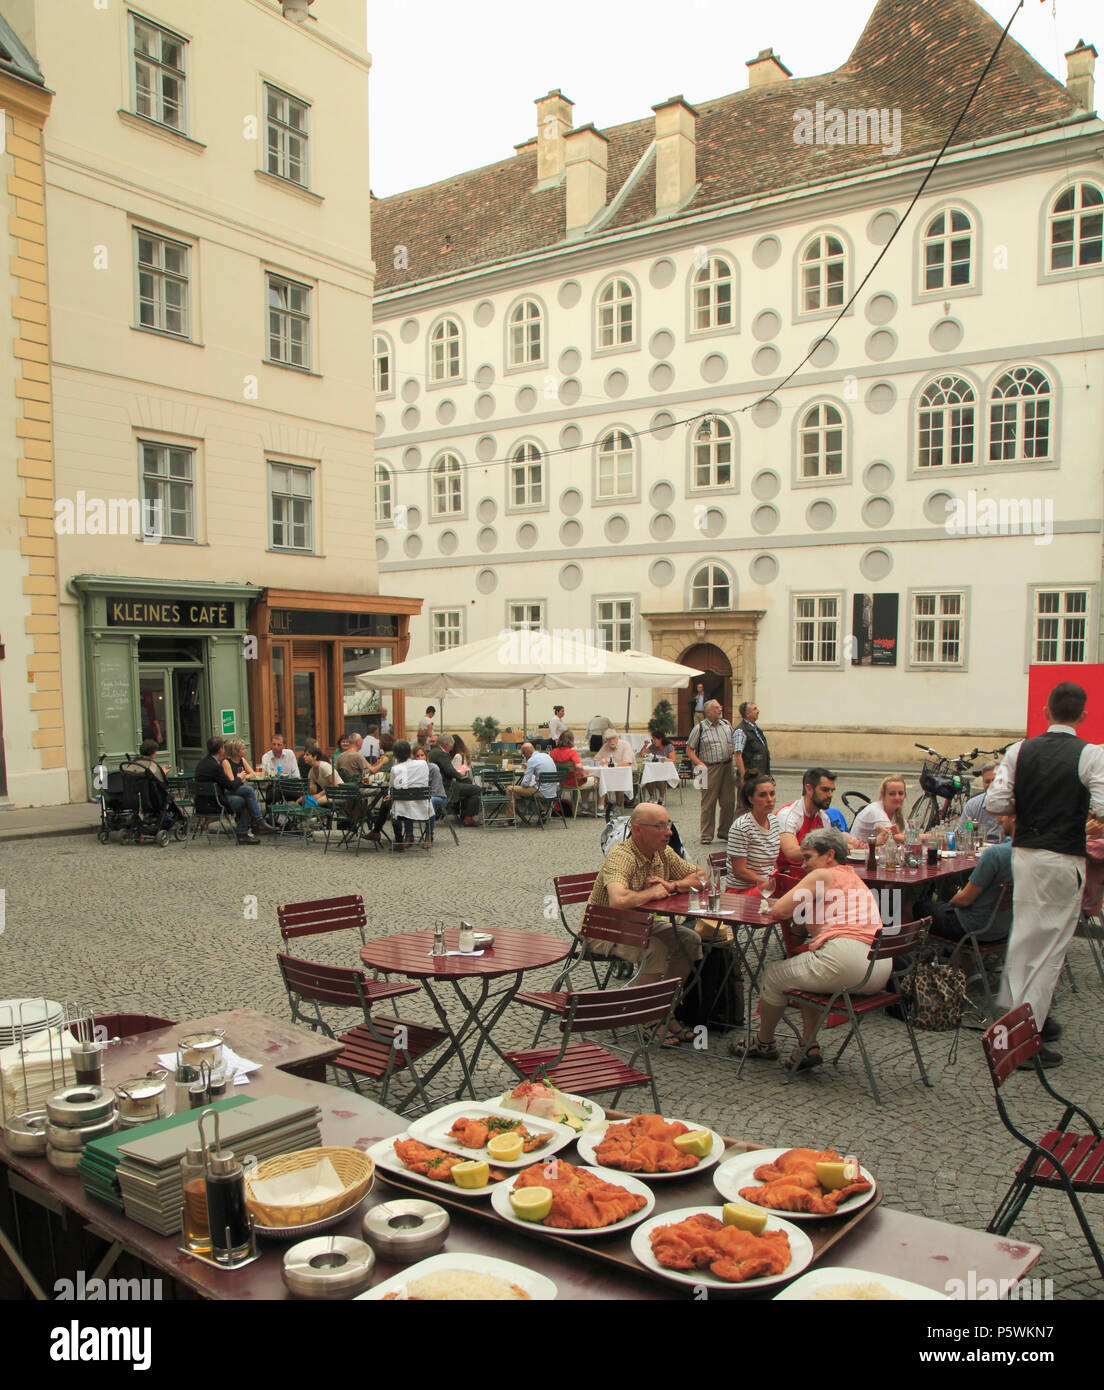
[726,812,781,887]
[687,717,736,764]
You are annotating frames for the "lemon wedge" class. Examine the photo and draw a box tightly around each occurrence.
[451,1159,489,1189]
[486,1132,524,1163]
[815,1160,854,1190]
[672,1129,713,1158]
[722,1201,768,1234]
[509,1185,553,1222]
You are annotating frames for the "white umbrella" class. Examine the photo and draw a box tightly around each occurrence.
[357,631,701,737]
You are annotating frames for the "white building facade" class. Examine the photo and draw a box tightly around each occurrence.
[371,0,1103,763]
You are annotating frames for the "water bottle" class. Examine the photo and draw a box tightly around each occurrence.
[946,828,956,853]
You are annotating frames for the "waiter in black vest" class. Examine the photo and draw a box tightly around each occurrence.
[987,681,1104,1066]
[735,701,771,778]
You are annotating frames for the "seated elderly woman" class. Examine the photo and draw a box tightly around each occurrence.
[389,738,431,851]
[729,826,890,1070]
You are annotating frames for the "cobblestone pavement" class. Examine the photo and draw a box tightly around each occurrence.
[2,771,1100,1299]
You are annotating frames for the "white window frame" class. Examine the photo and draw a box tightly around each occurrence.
[429,317,463,383]
[268,460,314,552]
[506,298,544,369]
[796,400,847,482]
[595,276,636,352]
[1031,587,1092,665]
[594,428,637,503]
[595,596,635,654]
[689,254,736,334]
[689,414,737,492]
[375,462,393,525]
[134,227,190,338]
[506,601,546,632]
[373,334,393,398]
[129,11,188,133]
[689,564,733,612]
[139,439,196,543]
[430,452,464,518]
[917,375,976,469]
[265,271,312,370]
[507,441,545,513]
[908,589,967,670]
[1047,181,1104,274]
[988,366,1052,464]
[264,82,310,187]
[431,608,463,653]
[798,231,847,315]
[920,207,974,294]
[790,592,843,669]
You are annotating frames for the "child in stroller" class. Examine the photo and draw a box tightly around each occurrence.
[98,741,188,846]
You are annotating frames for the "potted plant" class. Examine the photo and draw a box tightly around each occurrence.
[649,699,676,738]
[472,715,501,754]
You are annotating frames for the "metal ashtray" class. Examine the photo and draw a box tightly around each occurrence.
[46,1144,85,1173]
[472,932,495,950]
[44,1084,116,1128]
[45,1112,117,1152]
[362,1199,449,1263]
[3,1110,48,1156]
[282,1236,376,1299]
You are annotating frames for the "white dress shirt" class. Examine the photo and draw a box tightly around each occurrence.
[549,715,567,742]
[260,748,299,776]
[986,725,1104,818]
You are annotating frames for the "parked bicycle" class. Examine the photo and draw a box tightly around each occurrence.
[910,742,1010,831]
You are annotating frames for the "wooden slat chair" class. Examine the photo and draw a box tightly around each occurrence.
[983,1003,1104,1277]
[782,917,934,1107]
[278,891,401,1011]
[191,779,237,845]
[520,903,653,1045]
[548,872,601,984]
[275,954,445,1115]
[708,850,728,879]
[930,882,1013,1019]
[91,1012,175,1040]
[388,785,433,851]
[504,977,682,1113]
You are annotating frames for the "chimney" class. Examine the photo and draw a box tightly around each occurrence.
[535,89,574,187]
[281,0,313,21]
[563,124,608,238]
[1065,39,1097,111]
[746,47,792,88]
[652,95,698,216]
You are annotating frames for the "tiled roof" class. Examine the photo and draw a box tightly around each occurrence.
[0,9,44,87]
[373,0,1087,294]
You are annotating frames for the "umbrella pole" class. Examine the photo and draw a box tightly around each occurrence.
[626,687,631,735]
[523,690,527,741]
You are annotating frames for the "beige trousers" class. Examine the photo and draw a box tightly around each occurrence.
[699,760,736,842]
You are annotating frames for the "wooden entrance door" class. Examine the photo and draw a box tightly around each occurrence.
[678,643,733,737]
[292,643,328,752]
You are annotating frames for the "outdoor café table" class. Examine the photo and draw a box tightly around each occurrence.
[359,927,570,1101]
[854,851,978,891]
[639,761,680,794]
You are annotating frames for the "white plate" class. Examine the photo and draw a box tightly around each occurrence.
[490,1162,655,1237]
[488,1089,606,1133]
[356,1251,556,1301]
[366,1133,502,1200]
[712,1148,876,1221]
[407,1101,576,1168]
[631,1206,813,1291]
[575,1117,725,1180]
[774,1265,950,1301]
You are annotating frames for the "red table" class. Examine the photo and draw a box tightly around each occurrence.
[853,852,977,892]
[360,927,570,1101]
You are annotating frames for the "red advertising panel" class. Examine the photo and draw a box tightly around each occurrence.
[1026,664,1104,740]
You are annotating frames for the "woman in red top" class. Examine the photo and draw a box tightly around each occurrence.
[550,731,596,811]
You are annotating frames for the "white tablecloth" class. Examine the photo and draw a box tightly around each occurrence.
[590,765,633,799]
[640,761,680,789]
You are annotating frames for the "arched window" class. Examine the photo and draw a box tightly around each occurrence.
[690,564,732,610]
[596,277,635,348]
[691,416,735,489]
[373,334,392,395]
[431,453,463,515]
[430,317,462,381]
[509,441,544,508]
[922,208,973,291]
[596,429,635,498]
[918,376,975,468]
[374,462,392,523]
[800,233,846,312]
[799,402,845,479]
[691,255,735,331]
[1048,182,1103,271]
[508,300,543,366]
[989,367,1052,462]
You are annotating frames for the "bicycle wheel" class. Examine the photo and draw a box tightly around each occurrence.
[909,793,937,831]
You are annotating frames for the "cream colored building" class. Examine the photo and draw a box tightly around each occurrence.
[2,0,415,804]
[371,0,1103,763]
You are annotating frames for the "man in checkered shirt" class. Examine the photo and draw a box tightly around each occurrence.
[685,700,745,844]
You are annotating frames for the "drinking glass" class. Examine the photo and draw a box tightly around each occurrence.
[759,876,773,914]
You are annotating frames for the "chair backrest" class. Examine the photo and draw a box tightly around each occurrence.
[775,869,804,897]
[982,1003,1041,1089]
[708,850,727,877]
[841,791,871,827]
[276,952,370,1014]
[580,903,652,951]
[91,1012,175,1040]
[391,785,430,805]
[555,872,598,908]
[564,977,680,1033]
[538,771,561,791]
[871,915,930,963]
[194,778,223,812]
[278,894,367,945]
[273,776,307,800]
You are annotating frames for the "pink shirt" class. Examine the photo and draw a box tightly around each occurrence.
[792,865,883,951]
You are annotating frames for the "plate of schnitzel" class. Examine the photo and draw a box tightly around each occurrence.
[576,1114,725,1179]
[490,1160,655,1236]
[631,1207,813,1289]
[367,1134,506,1199]
[408,1102,577,1167]
[713,1147,876,1220]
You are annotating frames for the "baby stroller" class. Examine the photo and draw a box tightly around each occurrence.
[98,757,188,847]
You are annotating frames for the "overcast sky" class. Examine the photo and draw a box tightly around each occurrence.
[365,0,1099,196]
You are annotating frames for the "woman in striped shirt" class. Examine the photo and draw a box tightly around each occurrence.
[726,773,780,893]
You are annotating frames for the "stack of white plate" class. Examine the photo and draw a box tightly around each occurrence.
[0,999,65,1047]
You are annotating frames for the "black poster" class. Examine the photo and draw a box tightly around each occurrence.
[851,593,898,667]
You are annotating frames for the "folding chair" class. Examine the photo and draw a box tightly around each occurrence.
[983,1003,1104,1277]
[435,780,462,845]
[270,777,327,844]
[479,768,518,829]
[321,783,365,854]
[556,766,597,820]
[515,772,569,829]
[388,785,433,850]
[548,872,601,983]
[504,978,681,1112]
[1076,906,1104,986]
[930,882,1012,1019]
[840,792,871,828]
[782,917,933,1107]
[278,893,370,950]
[275,953,446,1115]
[191,779,237,845]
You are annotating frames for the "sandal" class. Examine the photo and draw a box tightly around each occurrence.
[729,1036,778,1061]
[646,1024,694,1049]
[786,1046,823,1072]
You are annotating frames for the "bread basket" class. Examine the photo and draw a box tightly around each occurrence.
[244,1146,375,1229]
